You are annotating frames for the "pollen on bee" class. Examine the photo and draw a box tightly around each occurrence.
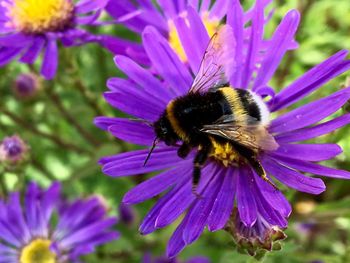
[4,0,74,34]
[210,140,241,167]
[168,12,220,62]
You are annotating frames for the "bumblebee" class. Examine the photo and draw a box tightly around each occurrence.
[145,25,279,195]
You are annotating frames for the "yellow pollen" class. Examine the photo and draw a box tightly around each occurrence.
[168,12,220,62]
[210,140,241,167]
[20,239,57,263]
[5,0,74,34]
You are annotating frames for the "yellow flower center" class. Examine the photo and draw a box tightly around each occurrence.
[4,0,74,34]
[210,140,241,167]
[168,12,220,62]
[20,239,57,263]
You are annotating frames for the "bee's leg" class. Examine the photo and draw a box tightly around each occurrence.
[248,156,279,190]
[233,142,279,191]
[192,143,211,198]
[177,143,191,159]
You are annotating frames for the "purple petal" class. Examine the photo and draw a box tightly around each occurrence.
[104,90,162,121]
[262,157,326,194]
[123,164,192,204]
[155,164,217,228]
[272,143,342,161]
[19,36,45,64]
[75,0,109,14]
[271,155,350,179]
[270,50,350,111]
[227,0,244,87]
[208,168,237,231]
[270,87,350,134]
[182,171,224,244]
[253,10,300,90]
[0,47,22,66]
[166,215,188,258]
[0,33,32,46]
[142,26,192,96]
[114,55,173,103]
[252,168,291,217]
[236,167,257,226]
[139,183,183,235]
[41,38,58,80]
[275,113,350,143]
[108,119,155,146]
[101,147,183,177]
[241,0,264,89]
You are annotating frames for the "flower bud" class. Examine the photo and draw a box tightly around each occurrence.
[13,73,40,99]
[0,135,29,168]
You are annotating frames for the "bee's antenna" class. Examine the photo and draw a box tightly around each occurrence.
[130,118,154,127]
[143,137,159,166]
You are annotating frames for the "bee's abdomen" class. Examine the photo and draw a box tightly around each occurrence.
[220,87,270,125]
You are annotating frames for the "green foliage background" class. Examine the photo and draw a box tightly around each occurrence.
[1,0,350,262]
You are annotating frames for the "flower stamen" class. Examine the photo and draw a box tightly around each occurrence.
[20,239,56,263]
[4,0,74,34]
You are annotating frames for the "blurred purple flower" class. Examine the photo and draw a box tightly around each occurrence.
[143,252,210,263]
[0,182,119,262]
[103,0,288,66]
[0,135,28,165]
[13,73,40,98]
[96,0,350,258]
[119,203,136,225]
[0,0,112,79]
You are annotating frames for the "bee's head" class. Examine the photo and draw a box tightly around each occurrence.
[154,114,178,146]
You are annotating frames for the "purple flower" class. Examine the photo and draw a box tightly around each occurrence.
[0,182,119,262]
[0,0,111,79]
[103,0,285,65]
[118,203,136,225]
[143,252,210,263]
[13,73,40,98]
[96,0,350,258]
[0,135,29,166]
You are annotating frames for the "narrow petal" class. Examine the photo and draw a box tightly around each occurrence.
[208,168,237,231]
[241,0,264,89]
[253,10,300,90]
[123,163,192,204]
[142,26,192,95]
[114,55,173,103]
[252,168,291,217]
[166,216,188,258]
[75,0,109,14]
[155,164,216,228]
[227,0,244,87]
[262,157,326,194]
[236,167,257,226]
[271,155,350,179]
[19,36,45,64]
[104,91,162,121]
[275,113,350,143]
[41,38,58,80]
[101,147,183,177]
[182,171,224,244]
[270,87,350,134]
[270,50,350,111]
[108,119,155,146]
[0,47,22,66]
[272,143,342,161]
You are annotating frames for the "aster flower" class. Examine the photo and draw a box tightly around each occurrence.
[103,0,294,66]
[12,73,40,98]
[0,0,112,79]
[95,0,350,258]
[0,182,118,262]
[0,135,29,167]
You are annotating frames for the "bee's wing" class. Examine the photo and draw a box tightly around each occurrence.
[189,25,236,94]
[201,116,279,152]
